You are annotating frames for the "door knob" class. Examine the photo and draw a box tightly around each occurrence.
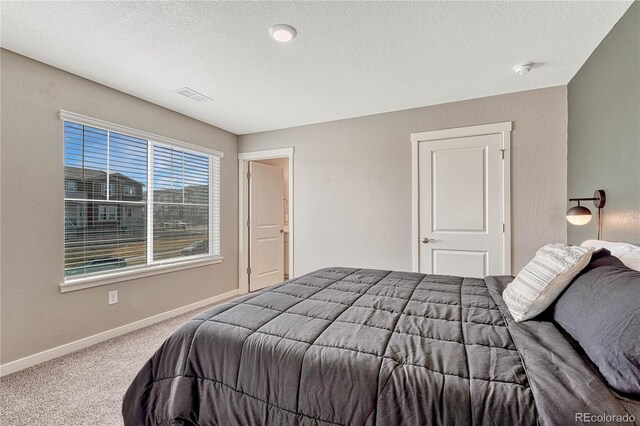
[421,237,435,244]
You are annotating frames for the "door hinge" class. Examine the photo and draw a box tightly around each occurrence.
[500,149,505,160]
[247,171,251,179]
[247,267,251,275]
[247,219,250,227]
[502,223,506,233]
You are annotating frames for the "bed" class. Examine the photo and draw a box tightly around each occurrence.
[123,267,640,425]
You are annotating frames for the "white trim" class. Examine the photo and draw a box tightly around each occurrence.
[410,121,512,143]
[208,158,215,256]
[238,159,250,295]
[502,130,513,274]
[411,121,512,274]
[147,144,154,265]
[238,147,294,161]
[59,110,224,158]
[64,198,146,205]
[238,148,295,295]
[60,256,224,293]
[411,137,420,272]
[0,289,238,377]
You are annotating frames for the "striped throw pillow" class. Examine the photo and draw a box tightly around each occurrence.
[503,243,594,322]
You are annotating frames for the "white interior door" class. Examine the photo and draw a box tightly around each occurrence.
[417,130,508,278]
[249,162,285,291]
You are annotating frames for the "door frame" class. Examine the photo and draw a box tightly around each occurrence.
[238,147,294,294]
[411,122,512,275]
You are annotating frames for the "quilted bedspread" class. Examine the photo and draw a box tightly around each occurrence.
[123,268,640,426]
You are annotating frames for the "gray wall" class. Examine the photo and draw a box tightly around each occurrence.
[239,86,568,276]
[0,50,238,364]
[568,2,640,245]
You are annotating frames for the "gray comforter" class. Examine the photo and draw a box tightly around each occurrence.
[123,268,640,425]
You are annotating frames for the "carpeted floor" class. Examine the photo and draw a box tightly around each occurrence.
[0,301,228,426]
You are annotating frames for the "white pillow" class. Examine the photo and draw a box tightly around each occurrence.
[580,239,639,258]
[619,248,640,271]
[503,243,594,322]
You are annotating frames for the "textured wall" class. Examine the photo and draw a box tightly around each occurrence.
[239,86,568,276]
[568,3,640,245]
[0,50,238,364]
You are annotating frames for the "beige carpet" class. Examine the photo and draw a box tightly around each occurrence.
[0,301,228,426]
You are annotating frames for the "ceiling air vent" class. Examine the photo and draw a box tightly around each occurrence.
[173,87,213,103]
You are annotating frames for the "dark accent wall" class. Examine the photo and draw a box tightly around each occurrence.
[568,2,640,244]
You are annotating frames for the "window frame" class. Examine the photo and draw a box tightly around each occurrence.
[60,110,224,293]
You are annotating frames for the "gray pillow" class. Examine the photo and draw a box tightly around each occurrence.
[552,252,640,396]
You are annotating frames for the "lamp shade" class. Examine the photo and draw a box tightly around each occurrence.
[566,205,592,225]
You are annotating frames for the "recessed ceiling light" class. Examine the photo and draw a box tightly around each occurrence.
[512,63,534,76]
[269,24,297,43]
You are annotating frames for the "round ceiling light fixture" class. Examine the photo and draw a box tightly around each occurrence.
[512,62,534,76]
[269,24,297,43]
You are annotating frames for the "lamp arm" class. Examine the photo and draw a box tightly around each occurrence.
[569,190,606,208]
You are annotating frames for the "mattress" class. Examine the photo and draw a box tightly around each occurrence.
[123,268,640,425]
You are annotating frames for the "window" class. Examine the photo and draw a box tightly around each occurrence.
[98,205,117,221]
[123,185,136,196]
[63,114,222,284]
[99,182,116,196]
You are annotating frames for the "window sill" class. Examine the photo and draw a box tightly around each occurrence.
[59,256,224,293]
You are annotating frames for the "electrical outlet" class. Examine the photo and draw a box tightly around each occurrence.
[108,290,118,305]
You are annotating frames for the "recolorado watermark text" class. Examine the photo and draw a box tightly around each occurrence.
[575,412,635,423]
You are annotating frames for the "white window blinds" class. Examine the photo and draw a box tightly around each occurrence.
[63,114,222,282]
[152,145,212,262]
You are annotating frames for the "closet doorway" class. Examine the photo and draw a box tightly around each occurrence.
[238,148,293,294]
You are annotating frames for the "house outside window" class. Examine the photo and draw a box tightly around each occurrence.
[62,114,222,286]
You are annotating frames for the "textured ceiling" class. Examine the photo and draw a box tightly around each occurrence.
[0,1,632,135]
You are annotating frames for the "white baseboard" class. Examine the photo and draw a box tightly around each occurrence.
[0,289,238,377]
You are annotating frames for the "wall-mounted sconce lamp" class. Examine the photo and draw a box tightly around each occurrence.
[566,190,606,238]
